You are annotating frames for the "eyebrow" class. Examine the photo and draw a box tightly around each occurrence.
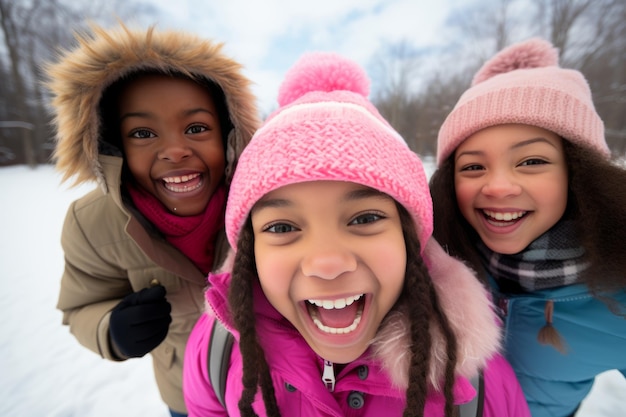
[456,136,559,161]
[119,107,215,123]
[252,186,390,212]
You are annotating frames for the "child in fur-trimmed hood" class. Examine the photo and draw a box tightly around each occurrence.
[45,22,260,416]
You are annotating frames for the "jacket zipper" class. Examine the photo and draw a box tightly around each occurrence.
[322,360,335,392]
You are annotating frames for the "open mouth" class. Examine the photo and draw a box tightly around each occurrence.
[482,209,527,226]
[162,173,203,193]
[306,294,364,335]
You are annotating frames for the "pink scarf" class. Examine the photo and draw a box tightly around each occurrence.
[127,184,226,275]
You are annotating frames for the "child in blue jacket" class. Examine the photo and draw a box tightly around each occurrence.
[429,38,626,417]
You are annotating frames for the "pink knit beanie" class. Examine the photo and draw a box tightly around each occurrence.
[225,52,433,252]
[437,38,609,166]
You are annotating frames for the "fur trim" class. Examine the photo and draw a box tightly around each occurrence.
[372,238,501,390]
[45,21,260,189]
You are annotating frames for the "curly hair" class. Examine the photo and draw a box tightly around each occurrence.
[430,141,626,298]
[227,205,459,417]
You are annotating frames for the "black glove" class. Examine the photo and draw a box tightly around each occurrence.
[109,285,172,358]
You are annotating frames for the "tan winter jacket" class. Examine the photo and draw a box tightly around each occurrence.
[46,23,260,413]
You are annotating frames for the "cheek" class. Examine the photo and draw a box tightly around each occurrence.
[371,236,406,299]
[454,180,476,217]
[124,148,151,185]
[254,247,294,307]
[203,144,227,174]
[540,176,569,219]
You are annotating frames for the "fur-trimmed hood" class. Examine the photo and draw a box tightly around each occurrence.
[208,238,501,391]
[45,22,261,190]
[371,238,500,390]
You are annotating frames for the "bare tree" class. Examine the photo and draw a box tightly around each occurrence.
[0,0,36,166]
[0,0,156,167]
[531,0,626,153]
[369,40,423,150]
[370,0,625,158]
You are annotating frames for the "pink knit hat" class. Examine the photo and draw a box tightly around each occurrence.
[225,52,433,252]
[437,38,609,166]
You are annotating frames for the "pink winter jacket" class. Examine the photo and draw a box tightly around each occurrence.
[184,242,531,416]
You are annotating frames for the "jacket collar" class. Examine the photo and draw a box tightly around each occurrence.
[99,154,207,282]
[205,240,501,392]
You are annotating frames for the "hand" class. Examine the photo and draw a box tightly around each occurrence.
[109,285,172,358]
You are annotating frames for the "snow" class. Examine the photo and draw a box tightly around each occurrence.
[1,164,624,416]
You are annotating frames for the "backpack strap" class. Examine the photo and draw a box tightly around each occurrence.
[208,319,235,409]
[458,371,484,417]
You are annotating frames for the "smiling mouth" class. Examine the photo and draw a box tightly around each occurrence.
[482,209,527,226]
[162,173,203,193]
[306,294,364,335]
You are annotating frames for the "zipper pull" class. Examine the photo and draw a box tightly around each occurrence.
[322,360,335,392]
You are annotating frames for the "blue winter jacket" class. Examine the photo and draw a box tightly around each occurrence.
[491,281,626,417]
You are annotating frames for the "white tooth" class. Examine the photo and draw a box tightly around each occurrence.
[312,313,362,334]
[503,213,512,221]
[307,294,364,310]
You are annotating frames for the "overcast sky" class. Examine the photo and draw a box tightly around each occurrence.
[135,0,469,114]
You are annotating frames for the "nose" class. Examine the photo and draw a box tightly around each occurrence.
[157,133,192,163]
[301,241,357,280]
[481,171,522,198]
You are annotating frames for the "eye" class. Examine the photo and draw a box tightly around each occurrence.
[519,158,548,166]
[349,212,384,226]
[459,164,484,172]
[130,129,156,139]
[186,124,208,135]
[263,222,298,234]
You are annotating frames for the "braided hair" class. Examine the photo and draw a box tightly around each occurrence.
[227,203,459,417]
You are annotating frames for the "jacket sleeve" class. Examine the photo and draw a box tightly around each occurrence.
[183,313,229,416]
[482,354,531,417]
[56,200,133,360]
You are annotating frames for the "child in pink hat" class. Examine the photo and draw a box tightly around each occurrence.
[430,38,626,417]
[183,51,531,416]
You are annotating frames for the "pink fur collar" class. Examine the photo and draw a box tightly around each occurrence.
[371,238,501,390]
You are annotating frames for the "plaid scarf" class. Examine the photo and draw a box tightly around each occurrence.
[478,220,590,291]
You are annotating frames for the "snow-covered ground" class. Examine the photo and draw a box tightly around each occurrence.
[1,164,625,416]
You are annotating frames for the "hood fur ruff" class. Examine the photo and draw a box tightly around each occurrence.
[371,239,501,390]
[45,22,261,190]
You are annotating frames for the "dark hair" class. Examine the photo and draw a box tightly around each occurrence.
[430,141,626,297]
[227,204,459,417]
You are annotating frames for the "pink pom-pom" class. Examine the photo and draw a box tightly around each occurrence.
[277,52,370,107]
[472,38,559,86]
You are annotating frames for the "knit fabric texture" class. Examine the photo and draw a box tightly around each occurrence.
[437,38,609,166]
[477,220,589,291]
[225,52,433,251]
